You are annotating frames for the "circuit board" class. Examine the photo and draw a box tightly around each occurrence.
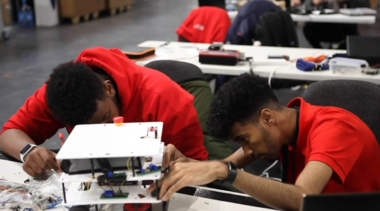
[136,168,164,176]
[97,172,139,186]
[100,192,129,199]
[98,181,138,186]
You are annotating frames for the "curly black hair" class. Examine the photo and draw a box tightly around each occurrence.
[46,62,106,126]
[208,74,280,139]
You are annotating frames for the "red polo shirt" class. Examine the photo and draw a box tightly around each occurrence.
[286,98,380,193]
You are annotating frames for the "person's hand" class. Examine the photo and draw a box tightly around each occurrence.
[147,160,228,201]
[291,0,301,6]
[162,144,188,168]
[22,147,62,177]
[313,0,324,5]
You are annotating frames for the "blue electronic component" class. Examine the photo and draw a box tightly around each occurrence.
[140,168,145,173]
[149,164,158,171]
[107,171,113,178]
[104,190,114,197]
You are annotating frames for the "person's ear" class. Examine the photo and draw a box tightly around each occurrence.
[104,80,116,97]
[261,108,274,125]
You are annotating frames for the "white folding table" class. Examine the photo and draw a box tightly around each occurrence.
[228,10,376,24]
[0,159,275,211]
[134,41,380,84]
[291,13,376,24]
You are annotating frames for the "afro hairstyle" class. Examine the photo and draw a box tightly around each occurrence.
[46,62,106,126]
[207,74,280,139]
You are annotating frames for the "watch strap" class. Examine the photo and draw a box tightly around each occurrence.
[225,161,238,184]
[20,144,37,163]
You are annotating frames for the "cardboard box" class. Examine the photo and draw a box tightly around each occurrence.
[87,0,106,13]
[1,0,12,26]
[370,0,378,9]
[107,0,133,9]
[108,0,125,8]
[59,0,106,18]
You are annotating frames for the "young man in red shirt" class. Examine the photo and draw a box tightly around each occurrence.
[148,74,380,210]
[0,47,208,177]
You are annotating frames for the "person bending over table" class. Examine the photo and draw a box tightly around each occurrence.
[0,47,208,177]
[148,74,380,211]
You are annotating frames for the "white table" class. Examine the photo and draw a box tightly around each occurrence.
[135,41,380,85]
[0,159,274,211]
[228,10,376,24]
[291,13,376,24]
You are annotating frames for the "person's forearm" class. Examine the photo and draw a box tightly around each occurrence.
[222,147,254,169]
[232,169,305,211]
[0,129,36,161]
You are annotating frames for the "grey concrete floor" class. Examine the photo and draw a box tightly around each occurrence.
[0,0,379,151]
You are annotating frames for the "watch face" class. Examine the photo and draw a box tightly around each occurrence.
[20,144,32,154]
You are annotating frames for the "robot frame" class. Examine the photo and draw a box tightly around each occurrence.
[56,120,168,211]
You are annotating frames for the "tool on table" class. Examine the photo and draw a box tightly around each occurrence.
[268,55,289,61]
[199,42,245,66]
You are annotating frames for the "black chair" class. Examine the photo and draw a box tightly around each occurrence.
[145,60,205,84]
[302,80,380,144]
[145,60,233,160]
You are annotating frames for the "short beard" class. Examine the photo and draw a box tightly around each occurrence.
[258,125,278,161]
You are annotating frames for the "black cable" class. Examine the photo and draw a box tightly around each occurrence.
[62,183,67,204]
[90,159,94,178]
[155,180,159,200]
[132,157,135,177]
[137,157,142,169]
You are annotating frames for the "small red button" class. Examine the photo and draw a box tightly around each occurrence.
[113,116,124,126]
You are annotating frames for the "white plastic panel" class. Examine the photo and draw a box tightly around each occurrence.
[56,122,163,159]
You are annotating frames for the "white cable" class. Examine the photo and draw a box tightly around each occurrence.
[260,171,282,181]
[260,160,279,176]
[259,160,282,182]
[268,64,294,88]
[268,68,277,87]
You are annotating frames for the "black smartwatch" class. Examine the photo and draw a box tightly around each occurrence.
[20,144,37,163]
[224,161,238,184]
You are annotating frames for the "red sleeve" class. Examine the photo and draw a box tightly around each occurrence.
[308,127,363,183]
[0,84,64,145]
[161,102,208,160]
